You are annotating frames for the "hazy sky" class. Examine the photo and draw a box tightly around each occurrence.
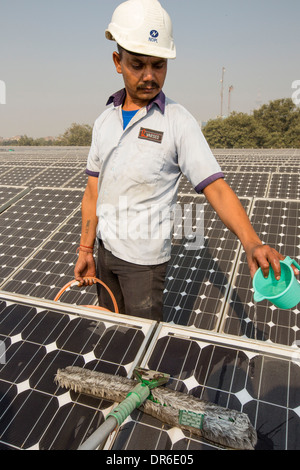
[1,0,299,138]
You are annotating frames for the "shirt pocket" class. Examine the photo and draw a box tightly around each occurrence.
[126,142,166,184]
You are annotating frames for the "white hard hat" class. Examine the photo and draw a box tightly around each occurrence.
[105,0,176,59]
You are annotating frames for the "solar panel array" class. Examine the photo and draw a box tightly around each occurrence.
[0,146,300,450]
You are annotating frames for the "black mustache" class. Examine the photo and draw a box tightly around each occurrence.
[137,82,159,90]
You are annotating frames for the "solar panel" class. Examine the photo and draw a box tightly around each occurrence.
[1,209,98,306]
[278,166,300,173]
[221,198,300,346]
[118,323,300,451]
[0,167,47,186]
[239,165,279,173]
[27,167,84,188]
[0,293,155,450]
[163,195,251,330]
[267,173,300,199]
[61,171,88,189]
[223,172,270,198]
[0,188,83,286]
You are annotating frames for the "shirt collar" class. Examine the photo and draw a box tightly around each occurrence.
[106,88,165,114]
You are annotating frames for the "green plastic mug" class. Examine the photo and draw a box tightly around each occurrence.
[253,256,300,309]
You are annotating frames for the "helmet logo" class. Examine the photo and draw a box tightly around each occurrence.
[149,30,159,43]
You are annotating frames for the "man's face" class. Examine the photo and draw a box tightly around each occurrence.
[113,49,168,108]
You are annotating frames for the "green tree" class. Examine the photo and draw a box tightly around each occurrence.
[284,119,300,147]
[223,112,268,148]
[203,113,268,148]
[59,123,93,146]
[18,135,35,146]
[203,98,300,148]
[202,118,226,148]
[253,98,296,135]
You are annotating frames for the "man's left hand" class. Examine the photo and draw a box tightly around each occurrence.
[245,244,299,279]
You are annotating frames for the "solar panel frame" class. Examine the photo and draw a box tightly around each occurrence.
[0,186,30,214]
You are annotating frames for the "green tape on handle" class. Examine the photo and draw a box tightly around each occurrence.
[107,383,150,426]
[179,410,205,430]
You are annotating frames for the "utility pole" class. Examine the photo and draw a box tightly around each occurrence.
[228,85,233,115]
[220,67,225,118]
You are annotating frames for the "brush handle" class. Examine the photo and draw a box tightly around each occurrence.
[78,382,150,450]
[107,382,150,426]
[78,416,117,450]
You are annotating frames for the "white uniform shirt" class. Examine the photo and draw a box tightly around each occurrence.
[86,89,223,265]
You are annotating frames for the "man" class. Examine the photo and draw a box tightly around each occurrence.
[74,0,297,320]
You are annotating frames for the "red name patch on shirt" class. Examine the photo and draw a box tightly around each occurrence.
[138,127,164,143]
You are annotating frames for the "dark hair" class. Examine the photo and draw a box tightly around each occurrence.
[117,44,124,58]
[117,44,146,59]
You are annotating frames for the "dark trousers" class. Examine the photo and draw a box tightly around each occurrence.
[96,241,168,322]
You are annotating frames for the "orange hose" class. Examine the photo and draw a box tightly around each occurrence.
[54,277,119,313]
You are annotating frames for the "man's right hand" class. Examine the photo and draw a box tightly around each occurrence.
[74,252,97,286]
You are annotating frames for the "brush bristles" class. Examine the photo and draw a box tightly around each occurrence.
[55,367,133,403]
[55,366,257,450]
[147,388,257,450]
